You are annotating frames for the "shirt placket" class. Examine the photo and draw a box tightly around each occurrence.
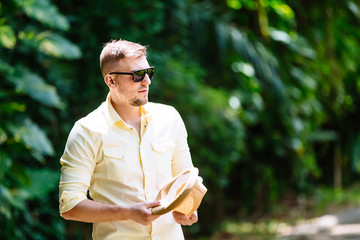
[139,116,159,239]
[140,117,157,201]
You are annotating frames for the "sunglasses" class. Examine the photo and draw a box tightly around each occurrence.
[108,66,156,82]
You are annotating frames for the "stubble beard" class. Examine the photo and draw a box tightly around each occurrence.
[130,96,148,106]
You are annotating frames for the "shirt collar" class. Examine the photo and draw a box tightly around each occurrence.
[104,93,123,127]
[141,103,152,119]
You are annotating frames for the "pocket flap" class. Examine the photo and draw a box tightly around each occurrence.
[103,148,126,160]
[152,140,176,153]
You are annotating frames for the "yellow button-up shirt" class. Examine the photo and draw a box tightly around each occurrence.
[59,94,194,240]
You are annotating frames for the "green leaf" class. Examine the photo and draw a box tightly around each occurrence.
[309,130,338,142]
[227,0,242,10]
[14,0,69,31]
[37,31,82,59]
[0,184,27,211]
[0,185,12,219]
[290,67,317,90]
[0,168,58,220]
[0,25,16,49]
[0,59,14,74]
[0,152,12,179]
[348,1,360,19]
[288,35,316,59]
[22,168,59,200]
[8,118,55,161]
[7,66,63,108]
[0,184,26,213]
[227,24,287,103]
[19,30,82,59]
[270,29,291,44]
[0,128,7,144]
[0,102,26,114]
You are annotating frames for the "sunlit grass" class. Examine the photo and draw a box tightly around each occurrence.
[313,183,360,214]
[218,219,288,239]
[207,182,360,240]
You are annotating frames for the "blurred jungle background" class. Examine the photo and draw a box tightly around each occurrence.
[2,0,360,239]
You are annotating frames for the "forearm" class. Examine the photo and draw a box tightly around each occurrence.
[61,199,129,223]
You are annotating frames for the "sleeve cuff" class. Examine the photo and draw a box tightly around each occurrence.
[59,191,87,215]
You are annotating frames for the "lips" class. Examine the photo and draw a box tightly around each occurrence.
[138,88,148,93]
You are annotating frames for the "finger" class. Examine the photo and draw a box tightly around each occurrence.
[173,211,184,217]
[145,201,161,209]
[189,214,198,224]
[172,212,181,222]
[172,211,183,221]
[174,211,192,219]
[173,212,189,225]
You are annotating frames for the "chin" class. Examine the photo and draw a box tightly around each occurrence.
[131,98,148,106]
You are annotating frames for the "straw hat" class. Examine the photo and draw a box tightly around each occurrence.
[152,167,207,216]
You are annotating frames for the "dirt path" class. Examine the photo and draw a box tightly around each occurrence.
[276,208,360,240]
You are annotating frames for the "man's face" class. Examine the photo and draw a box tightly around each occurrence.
[109,56,152,107]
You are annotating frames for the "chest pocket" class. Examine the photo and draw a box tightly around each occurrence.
[103,147,128,182]
[152,140,176,179]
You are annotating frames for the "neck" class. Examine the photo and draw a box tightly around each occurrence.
[113,100,142,137]
[110,98,140,124]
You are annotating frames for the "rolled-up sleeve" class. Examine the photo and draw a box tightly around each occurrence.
[59,122,96,215]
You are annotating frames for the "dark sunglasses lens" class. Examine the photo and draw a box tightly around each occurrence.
[133,68,155,82]
[133,70,146,82]
[147,68,155,79]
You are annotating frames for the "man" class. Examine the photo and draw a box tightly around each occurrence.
[59,39,198,240]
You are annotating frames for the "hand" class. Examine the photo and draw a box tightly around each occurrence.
[172,211,198,226]
[128,201,161,225]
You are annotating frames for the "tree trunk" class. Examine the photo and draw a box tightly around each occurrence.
[334,143,342,190]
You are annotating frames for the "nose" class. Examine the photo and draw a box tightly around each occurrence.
[141,74,151,86]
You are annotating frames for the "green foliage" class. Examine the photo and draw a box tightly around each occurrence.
[0,0,80,239]
[0,24,16,48]
[19,30,81,59]
[2,0,360,239]
[7,66,63,108]
[8,118,55,161]
[151,53,245,193]
[14,0,70,31]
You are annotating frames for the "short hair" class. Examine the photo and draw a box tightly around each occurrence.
[99,39,147,77]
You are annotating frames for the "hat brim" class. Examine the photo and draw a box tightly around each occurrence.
[151,168,199,215]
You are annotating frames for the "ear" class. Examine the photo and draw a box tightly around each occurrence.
[104,75,115,88]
